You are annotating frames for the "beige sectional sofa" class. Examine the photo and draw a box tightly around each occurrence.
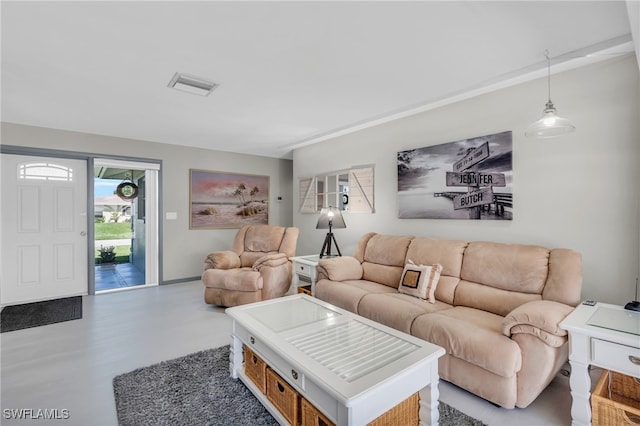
[314,232,582,409]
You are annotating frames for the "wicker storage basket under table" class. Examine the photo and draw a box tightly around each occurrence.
[243,345,267,394]
[592,370,640,426]
[301,397,335,426]
[266,367,300,425]
[300,392,419,426]
[297,285,312,296]
[367,392,419,426]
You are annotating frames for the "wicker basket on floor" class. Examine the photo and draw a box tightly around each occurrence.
[592,370,640,426]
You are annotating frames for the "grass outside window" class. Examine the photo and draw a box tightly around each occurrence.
[95,222,132,264]
[95,222,131,240]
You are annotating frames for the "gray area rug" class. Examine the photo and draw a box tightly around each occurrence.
[0,296,82,333]
[113,346,485,426]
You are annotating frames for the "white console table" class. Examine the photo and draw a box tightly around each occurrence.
[559,302,640,426]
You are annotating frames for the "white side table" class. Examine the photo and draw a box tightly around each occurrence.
[289,255,319,296]
[559,302,640,426]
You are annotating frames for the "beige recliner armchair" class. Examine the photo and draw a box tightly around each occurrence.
[202,224,299,307]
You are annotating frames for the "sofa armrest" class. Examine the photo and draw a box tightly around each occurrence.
[502,300,574,346]
[316,256,363,282]
[252,253,289,271]
[509,325,567,347]
[204,250,241,271]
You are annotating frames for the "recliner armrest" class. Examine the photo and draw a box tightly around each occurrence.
[252,253,289,270]
[502,300,574,345]
[204,250,241,271]
[316,256,363,281]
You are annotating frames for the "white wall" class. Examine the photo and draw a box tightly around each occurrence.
[293,55,640,305]
[0,123,294,282]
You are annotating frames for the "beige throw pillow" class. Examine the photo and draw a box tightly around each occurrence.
[398,260,443,303]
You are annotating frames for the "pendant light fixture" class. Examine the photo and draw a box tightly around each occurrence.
[525,50,575,138]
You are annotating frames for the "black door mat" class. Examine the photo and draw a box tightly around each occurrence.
[1,296,83,333]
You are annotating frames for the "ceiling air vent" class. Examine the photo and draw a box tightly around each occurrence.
[168,72,218,96]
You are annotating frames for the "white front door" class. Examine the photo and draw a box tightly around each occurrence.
[1,154,88,305]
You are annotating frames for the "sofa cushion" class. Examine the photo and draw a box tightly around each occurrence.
[352,232,378,263]
[358,293,451,334]
[314,279,396,313]
[398,261,442,303]
[362,263,404,288]
[543,248,582,306]
[454,280,542,317]
[406,237,468,279]
[457,241,550,315]
[461,241,550,294]
[405,238,467,305]
[363,234,413,266]
[243,225,286,253]
[232,224,291,267]
[433,276,461,306]
[411,307,522,378]
[361,234,413,287]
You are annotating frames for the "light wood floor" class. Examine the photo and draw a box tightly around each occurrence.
[1,281,600,425]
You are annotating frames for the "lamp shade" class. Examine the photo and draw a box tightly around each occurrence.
[316,207,346,229]
[525,100,576,138]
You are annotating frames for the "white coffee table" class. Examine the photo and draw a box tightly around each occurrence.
[559,302,640,426]
[226,294,446,425]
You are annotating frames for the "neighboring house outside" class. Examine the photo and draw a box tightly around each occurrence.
[95,194,132,223]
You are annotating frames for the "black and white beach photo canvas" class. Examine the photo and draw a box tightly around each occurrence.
[397,131,513,220]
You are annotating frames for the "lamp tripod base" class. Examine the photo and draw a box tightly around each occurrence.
[319,232,342,258]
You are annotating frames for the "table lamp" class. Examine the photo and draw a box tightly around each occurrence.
[316,207,346,258]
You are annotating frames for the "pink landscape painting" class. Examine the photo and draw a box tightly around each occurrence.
[190,169,269,229]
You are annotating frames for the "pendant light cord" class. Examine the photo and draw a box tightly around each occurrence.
[525,48,575,137]
[545,49,551,103]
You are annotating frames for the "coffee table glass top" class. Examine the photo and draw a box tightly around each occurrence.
[246,296,341,332]
[587,306,640,336]
[287,319,420,383]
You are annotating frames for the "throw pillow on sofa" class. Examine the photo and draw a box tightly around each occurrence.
[398,260,442,303]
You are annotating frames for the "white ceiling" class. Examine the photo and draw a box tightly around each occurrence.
[1,1,636,159]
